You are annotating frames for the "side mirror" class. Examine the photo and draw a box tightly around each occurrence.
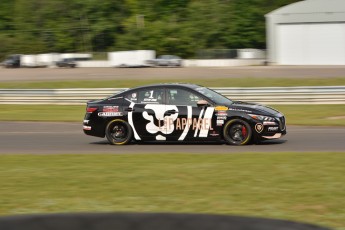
[197,100,210,107]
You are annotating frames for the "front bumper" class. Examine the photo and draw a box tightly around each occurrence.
[253,115,287,140]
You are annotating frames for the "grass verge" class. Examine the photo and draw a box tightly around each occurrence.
[0,104,344,126]
[0,105,85,122]
[0,153,344,229]
[0,77,345,88]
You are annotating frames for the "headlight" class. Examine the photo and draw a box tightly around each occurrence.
[249,114,276,122]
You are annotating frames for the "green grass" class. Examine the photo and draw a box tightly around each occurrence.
[0,104,344,126]
[0,153,344,229]
[272,105,345,126]
[1,77,345,88]
[0,105,85,122]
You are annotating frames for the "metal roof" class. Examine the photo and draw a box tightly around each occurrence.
[267,0,345,16]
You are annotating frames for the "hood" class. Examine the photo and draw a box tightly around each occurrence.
[228,101,281,116]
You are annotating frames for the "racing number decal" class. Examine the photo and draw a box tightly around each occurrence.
[148,90,154,99]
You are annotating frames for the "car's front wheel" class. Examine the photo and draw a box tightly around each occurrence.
[223,119,252,145]
[105,119,133,145]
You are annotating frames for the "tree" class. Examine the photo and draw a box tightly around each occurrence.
[0,0,301,58]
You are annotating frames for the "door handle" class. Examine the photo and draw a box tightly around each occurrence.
[125,108,134,112]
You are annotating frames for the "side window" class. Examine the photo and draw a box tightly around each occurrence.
[125,91,139,103]
[125,88,165,104]
[167,88,201,106]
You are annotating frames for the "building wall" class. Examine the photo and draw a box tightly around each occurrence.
[266,0,345,65]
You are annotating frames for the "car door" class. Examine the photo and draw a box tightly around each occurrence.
[166,87,216,141]
[123,87,168,141]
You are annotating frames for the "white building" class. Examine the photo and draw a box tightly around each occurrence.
[266,0,345,65]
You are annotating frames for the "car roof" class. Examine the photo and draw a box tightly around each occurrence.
[127,83,202,91]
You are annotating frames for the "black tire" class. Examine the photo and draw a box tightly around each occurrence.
[223,119,252,145]
[105,119,133,145]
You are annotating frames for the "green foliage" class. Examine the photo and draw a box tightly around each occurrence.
[0,0,300,58]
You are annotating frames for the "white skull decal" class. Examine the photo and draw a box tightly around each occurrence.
[142,104,179,140]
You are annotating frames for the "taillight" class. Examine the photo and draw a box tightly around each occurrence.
[86,107,97,113]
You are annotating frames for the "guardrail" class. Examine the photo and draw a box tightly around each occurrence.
[0,86,344,105]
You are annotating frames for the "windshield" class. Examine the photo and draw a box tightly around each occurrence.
[195,87,232,105]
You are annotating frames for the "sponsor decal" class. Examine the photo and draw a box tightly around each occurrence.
[268,126,279,132]
[229,108,252,113]
[216,111,227,116]
[98,112,123,117]
[142,98,158,103]
[210,131,219,137]
[255,123,264,133]
[103,106,119,112]
[216,120,224,126]
[163,117,213,131]
[217,116,227,120]
[140,90,161,103]
[83,120,89,124]
[141,105,214,140]
[130,93,138,102]
[215,106,228,111]
[83,125,91,130]
[263,121,277,126]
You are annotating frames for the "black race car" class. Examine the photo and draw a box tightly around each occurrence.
[83,83,286,145]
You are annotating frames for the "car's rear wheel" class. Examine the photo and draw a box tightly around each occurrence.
[223,119,252,145]
[105,119,133,145]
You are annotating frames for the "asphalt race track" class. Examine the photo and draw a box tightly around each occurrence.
[2,66,345,82]
[1,67,344,154]
[1,121,344,154]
